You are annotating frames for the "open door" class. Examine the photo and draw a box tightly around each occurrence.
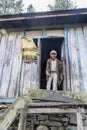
[40,37,65,90]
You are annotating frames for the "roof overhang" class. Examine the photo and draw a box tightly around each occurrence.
[0,8,87,30]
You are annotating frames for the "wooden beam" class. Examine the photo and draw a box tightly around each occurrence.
[37,38,41,89]
[0,13,81,22]
[27,102,87,107]
[0,97,25,130]
[76,107,84,130]
[18,108,26,130]
[64,28,71,91]
[0,98,16,103]
[27,107,84,114]
[74,28,84,92]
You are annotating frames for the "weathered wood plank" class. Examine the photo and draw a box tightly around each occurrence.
[61,41,66,90]
[82,26,87,91]
[18,108,26,130]
[36,38,41,89]
[25,32,39,91]
[82,27,87,92]
[77,27,86,92]
[31,62,38,89]
[82,26,87,54]
[27,107,82,114]
[0,97,25,130]
[22,63,31,92]
[26,30,42,38]
[0,98,15,103]
[19,61,24,96]
[0,33,17,97]
[27,102,87,107]
[0,35,8,90]
[64,28,71,91]
[8,33,22,97]
[76,108,84,130]
[68,28,80,92]
[74,27,84,92]
[47,30,64,37]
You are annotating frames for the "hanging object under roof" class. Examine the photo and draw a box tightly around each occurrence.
[20,37,38,63]
[0,28,7,35]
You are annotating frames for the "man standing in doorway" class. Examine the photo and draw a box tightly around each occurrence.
[46,50,64,90]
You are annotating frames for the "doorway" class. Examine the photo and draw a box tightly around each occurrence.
[40,37,64,90]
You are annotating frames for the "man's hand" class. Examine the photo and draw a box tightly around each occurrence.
[61,75,64,81]
[60,74,64,81]
[46,71,50,76]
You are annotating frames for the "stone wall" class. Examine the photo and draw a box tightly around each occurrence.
[26,113,87,130]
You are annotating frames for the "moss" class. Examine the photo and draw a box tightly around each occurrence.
[23,89,87,103]
[24,89,47,99]
[23,89,47,104]
[24,96,33,104]
[59,91,87,103]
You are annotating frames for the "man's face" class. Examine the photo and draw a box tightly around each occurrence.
[50,53,57,60]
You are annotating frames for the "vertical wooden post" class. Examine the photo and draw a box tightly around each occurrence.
[37,38,41,89]
[76,108,84,130]
[64,28,71,91]
[74,28,84,92]
[61,40,67,91]
[18,108,26,130]
[42,29,46,36]
[17,30,26,96]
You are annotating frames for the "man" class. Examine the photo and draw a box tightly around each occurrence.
[46,50,64,90]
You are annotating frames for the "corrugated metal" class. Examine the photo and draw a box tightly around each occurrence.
[0,8,87,30]
[0,8,87,18]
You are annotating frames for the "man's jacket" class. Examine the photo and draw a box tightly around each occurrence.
[46,58,63,84]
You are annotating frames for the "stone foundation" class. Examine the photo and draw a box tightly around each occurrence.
[26,113,87,130]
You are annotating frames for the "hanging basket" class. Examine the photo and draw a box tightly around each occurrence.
[20,37,38,63]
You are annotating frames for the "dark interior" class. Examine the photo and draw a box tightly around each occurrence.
[33,39,38,46]
[40,38,64,90]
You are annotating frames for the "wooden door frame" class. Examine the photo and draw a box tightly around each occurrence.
[37,36,66,90]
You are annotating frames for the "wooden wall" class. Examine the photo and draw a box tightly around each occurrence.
[0,27,87,98]
[67,27,87,92]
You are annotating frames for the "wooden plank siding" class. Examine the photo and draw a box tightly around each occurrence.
[68,28,80,92]
[0,27,87,98]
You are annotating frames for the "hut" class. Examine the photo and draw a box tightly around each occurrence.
[0,8,87,98]
[0,8,87,130]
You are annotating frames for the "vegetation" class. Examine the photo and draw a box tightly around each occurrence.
[48,0,77,11]
[0,0,35,15]
[23,89,87,103]
[27,4,35,13]
[0,0,24,15]
[61,91,87,103]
